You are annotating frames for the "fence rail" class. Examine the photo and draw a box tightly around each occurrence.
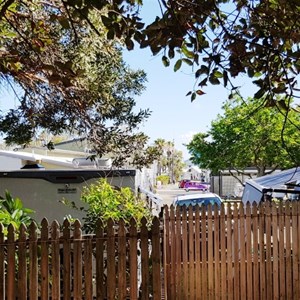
[0,201,299,299]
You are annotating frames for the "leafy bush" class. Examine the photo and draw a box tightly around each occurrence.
[156,175,169,185]
[0,191,35,235]
[80,179,152,233]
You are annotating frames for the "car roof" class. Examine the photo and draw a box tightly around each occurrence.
[175,192,221,201]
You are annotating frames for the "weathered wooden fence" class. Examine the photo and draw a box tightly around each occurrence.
[163,201,300,300]
[0,217,162,300]
[0,201,300,299]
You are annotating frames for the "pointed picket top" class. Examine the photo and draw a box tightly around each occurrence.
[41,218,49,228]
[0,223,3,237]
[7,224,15,241]
[118,219,126,238]
[63,218,71,229]
[129,217,137,227]
[19,223,27,240]
[151,216,160,233]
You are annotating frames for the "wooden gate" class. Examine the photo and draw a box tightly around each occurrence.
[163,201,300,300]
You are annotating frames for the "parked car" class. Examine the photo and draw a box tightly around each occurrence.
[183,180,210,192]
[178,179,190,188]
[173,192,222,209]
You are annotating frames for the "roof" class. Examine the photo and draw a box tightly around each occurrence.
[245,167,300,191]
[175,192,221,201]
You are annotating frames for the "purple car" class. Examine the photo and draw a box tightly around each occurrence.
[183,180,210,192]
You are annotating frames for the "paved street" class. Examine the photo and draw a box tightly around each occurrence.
[155,183,204,206]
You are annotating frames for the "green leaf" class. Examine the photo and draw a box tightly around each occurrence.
[223,71,228,87]
[174,59,182,72]
[162,55,170,67]
[181,45,194,59]
[191,92,196,102]
[195,65,209,78]
[209,75,220,85]
[182,58,193,66]
[254,88,265,99]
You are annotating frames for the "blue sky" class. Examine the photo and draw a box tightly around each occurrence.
[123,1,253,159]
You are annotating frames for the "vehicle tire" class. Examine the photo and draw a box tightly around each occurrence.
[185,189,189,192]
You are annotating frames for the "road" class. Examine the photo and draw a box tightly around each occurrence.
[155,184,205,206]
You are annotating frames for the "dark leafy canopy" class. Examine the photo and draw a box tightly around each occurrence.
[71,0,300,105]
[0,0,157,167]
[187,96,300,177]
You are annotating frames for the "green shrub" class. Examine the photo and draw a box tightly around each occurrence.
[80,179,152,233]
[0,191,35,235]
[156,175,169,185]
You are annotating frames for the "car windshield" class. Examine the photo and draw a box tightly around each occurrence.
[175,197,222,207]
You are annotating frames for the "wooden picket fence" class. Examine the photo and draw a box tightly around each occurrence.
[0,201,300,299]
[163,201,300,300]
[0,217,162,300]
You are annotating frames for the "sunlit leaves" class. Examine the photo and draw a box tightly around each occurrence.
[187,95,300,174]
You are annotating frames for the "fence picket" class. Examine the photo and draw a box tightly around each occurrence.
[233,203,240,300]
[245,203,252,300]
[163,206,171,299]
[95,219,105,299]
[195,205,201,299]
[129,218,138,300]
[278,202,285,299]
[17,224,27,300]
[220,204,226,300]
[182,207,188,299]
[118,219,127,300]
[7,224,15,300]
[0,224,4,300]
[207,205,214,300]
[272,204,279,300]
[239,203,246,300]
[29,222,38,300]
[84,235,93,300]
[169,205,176,299]
[152,216,161,300]
[51,221,60,299]
[292,201,299,299]
[140,217,149,300]
[285,202,292,300]
[213,205,220,300]
[41,219,49,300]
[188,206,195,300]
[73,220,82,300]
[175,207,182,300]
[62,219,70,300]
